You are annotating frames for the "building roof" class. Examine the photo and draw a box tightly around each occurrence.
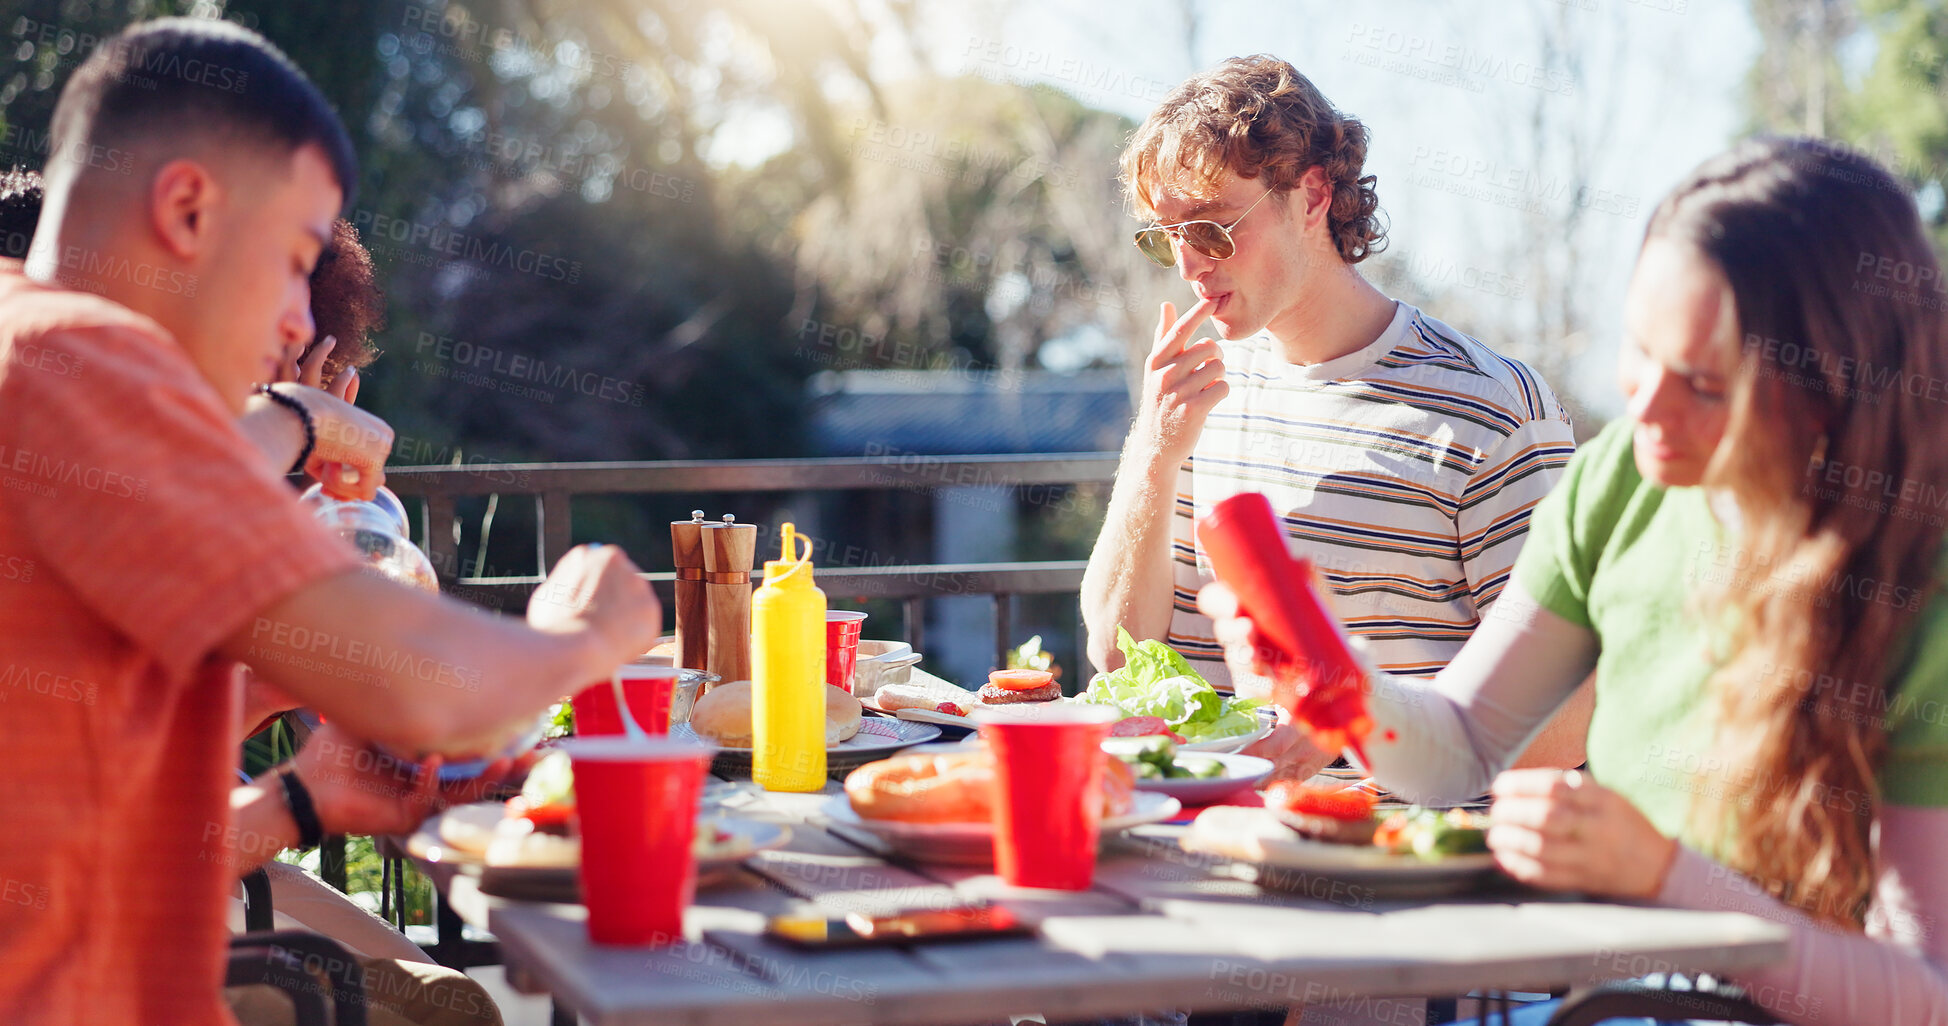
[806,369,1132,456]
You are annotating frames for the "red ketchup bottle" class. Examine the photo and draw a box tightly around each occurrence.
[1196,492,1373,765]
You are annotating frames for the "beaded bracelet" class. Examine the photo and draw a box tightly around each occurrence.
[255,384,315,476]
[277,769,325,850]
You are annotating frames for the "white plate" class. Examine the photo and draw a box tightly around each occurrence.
[673,717,943,777]
[1180,805,1498,896]
[858,692,979,730]
[820,790,1182,866]
[1175,707,1278,754]
[1126,752,1274,804]
[936,703,1277,754]
[406,803,790,901]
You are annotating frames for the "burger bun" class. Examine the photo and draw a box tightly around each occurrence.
[688,680,863,748]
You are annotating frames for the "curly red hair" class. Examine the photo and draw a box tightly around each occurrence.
[309,218,384,379]
[1121,55,1386,264]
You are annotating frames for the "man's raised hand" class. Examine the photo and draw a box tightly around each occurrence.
[1138,296,1227,467]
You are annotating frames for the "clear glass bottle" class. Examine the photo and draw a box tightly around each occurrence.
[301,484,438,592]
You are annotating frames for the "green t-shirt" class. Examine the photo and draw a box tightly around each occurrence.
[1513,419,1948,841]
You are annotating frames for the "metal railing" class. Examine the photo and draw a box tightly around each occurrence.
[384,452,1119,665]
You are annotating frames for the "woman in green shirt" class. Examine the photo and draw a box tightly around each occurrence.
[1206,136,1948,1023]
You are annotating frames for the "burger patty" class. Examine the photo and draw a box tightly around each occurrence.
[1271,809,1379,845]
[977,680,1062,704]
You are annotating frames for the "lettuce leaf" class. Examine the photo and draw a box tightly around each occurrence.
[1078,627,1265,740]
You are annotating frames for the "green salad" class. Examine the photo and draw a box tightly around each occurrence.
[1077,627,1268,744]
[1102,736,1229,780]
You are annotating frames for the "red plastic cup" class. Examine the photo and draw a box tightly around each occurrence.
[572,664,682,736]
[974,704,1121,890]
[561,735,715,945]
[824,610,868,693]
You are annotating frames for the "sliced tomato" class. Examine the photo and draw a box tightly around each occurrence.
[506,795,577,830]
[1109,715,1171,737]
[1371,811,1411,851]
[1263,781,1377,822]
[988,669,1054,692]
[1108,716,1186,742]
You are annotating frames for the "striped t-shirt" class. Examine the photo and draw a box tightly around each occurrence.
[1169,301,1576,689]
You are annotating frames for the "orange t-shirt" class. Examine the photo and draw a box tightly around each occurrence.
[0,262,360,1024]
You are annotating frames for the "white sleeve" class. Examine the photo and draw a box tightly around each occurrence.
[1360,579,1599,803]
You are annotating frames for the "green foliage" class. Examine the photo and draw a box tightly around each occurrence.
[1848,0,1948,224]
[2,1,1152,477]
[278,835,435,927]
[1751,0,1948,237]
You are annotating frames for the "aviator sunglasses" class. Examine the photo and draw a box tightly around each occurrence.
[1132,187,1275,268]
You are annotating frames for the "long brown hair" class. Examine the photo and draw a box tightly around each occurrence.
[1651,137,1948,927]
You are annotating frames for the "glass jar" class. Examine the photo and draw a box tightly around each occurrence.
[302,485,438,592]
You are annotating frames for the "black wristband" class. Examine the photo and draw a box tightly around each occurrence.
[256,384,315,477]
[278,769,326,850]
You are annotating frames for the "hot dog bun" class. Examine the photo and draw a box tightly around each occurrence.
[874,680,976,717]
[844,749,1135,823]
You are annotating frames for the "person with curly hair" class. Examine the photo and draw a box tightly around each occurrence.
[1082,55,1589,782]
[277,217,385,403]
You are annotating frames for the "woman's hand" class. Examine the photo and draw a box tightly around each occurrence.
[1198,580,1281,693]
[1487,768,1679,900]
[278,335,359,401]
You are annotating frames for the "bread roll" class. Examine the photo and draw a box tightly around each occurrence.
[844,750,1136,823]
[688,680,756,746]
[689,680,863,748]
[825,684,864,744]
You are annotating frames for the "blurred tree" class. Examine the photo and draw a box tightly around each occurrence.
[0,0,1151,531]
[0,0,1162,578]
[789,75,1169,379]
[1748,0,1857,137]
[1748,0,1948,242]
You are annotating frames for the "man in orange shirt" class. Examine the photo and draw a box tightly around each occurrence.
[0,19,660,1024]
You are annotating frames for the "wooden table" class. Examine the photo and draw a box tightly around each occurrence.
[407,775,1789,1026]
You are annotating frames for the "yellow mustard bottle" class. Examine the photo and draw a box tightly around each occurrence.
[751,523,826,791]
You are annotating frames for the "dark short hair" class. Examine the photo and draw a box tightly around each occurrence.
[50,17,356,203]
[0,167,41,258]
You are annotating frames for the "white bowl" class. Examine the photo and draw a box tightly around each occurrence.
[851,640,921,698]
[1125,752,1274,805]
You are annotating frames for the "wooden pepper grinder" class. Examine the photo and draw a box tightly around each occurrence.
[670,510,708,671]
[700,514,756,682]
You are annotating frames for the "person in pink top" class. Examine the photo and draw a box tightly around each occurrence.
[0,19,659,1025]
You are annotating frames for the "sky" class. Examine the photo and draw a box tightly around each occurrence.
[901,0,1762,415]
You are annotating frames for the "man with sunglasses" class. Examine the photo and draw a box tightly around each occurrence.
[1081,55,1590,779]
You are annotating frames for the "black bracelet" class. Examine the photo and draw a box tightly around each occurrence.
[255,384,315,477]
[278,769,326,850]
